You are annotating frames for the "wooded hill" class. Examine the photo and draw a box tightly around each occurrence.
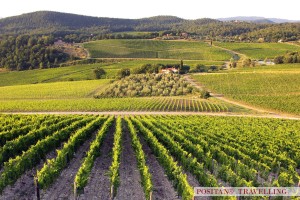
[0,11,299,42]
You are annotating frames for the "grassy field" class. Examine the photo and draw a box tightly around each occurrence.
[0,64,101,87]
[227,63,300,72]
[214,42,300,59]
[193,63,300,115]
[84,39,232,60]
[0,59,223,87]
[0,80,110,99]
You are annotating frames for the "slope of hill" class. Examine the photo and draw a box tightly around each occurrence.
[0,11,137,34]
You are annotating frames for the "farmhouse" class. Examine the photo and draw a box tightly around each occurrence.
[160,67,179,74]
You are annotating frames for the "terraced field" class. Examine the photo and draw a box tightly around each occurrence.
[0,114,299,200]
[84,39,232,60]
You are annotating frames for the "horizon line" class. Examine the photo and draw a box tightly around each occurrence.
[0,10,299,21]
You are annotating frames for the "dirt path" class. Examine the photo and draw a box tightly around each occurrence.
[40,133,96,200]
[183,75,300,119]
[78,123,115,200]
[138,135,179,200]
[211,43,247,60]
[115,122,146,200]
[285,42,300,48]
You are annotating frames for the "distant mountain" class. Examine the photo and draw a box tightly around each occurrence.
[0,11,194,35]
[268,18,300,23]
[218,16,299,23]
[0,11,299,43]
[0,11,137,34]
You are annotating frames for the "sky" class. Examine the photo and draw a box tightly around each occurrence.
[1,0,299,20]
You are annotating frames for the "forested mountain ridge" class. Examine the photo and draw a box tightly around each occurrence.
[0,11,189,35]
[0,11,299,42]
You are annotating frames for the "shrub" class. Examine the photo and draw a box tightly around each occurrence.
[200,90,211,99]
[93,67,106,79]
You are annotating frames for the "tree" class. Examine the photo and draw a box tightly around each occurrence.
[274,56,284,64]
[195,64,207,72]
[241,58,252,67]
[179,65,190,74]
[117,68,130,79]
[93,68,106,79]
[39,62,44,69]
[209,65,218,71]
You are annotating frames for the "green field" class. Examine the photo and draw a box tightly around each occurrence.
[227,63,300,72]
[0,98,229,112]
[84,39,232,60]
[214,42,300,59]
[0,80,110,99]
[0,59,223,87]
[0,80,230,112]
[193,64,300,115]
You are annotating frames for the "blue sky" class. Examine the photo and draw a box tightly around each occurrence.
[1,0,299,20]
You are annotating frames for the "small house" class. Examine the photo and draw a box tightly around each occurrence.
[160,67,179,74]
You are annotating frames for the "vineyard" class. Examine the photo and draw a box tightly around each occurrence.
[192,67,300,115]
[0,114,299,200]
[0,59,223,87]
[84,39,232,61]
[0,97,229,112]
[214,42,300,60]
[0,78,229,112]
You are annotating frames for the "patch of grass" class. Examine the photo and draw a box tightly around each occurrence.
[0,80,110,99]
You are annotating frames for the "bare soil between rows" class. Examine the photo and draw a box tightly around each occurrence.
[115,121,145,200]
[78,122,115,200]
[138,132,179,200]
[0,149,58,200]
[39,133,97,200]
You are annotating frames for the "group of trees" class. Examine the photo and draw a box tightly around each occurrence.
[274,52,300,64]
[0,35,69,70]
[131,63,190,75]
[112,63,191,80]
[189,64,221,73]
[96,73,197,98]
